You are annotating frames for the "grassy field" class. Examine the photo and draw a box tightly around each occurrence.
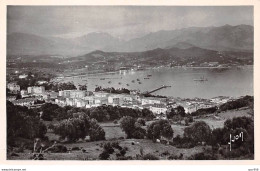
[8,139,206,160]
[195,108,252,130]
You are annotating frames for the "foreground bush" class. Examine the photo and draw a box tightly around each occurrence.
[53,114,105,142]
[184,121,211,144]
[147,120,174,140]
[120,116,146,139]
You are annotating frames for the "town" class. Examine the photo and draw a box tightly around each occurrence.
[7,79,234,119]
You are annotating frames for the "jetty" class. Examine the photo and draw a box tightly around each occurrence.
[148,85,171,94]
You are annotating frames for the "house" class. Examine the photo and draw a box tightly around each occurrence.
[7,82,20,94]
[150,104,167,115]
[18,74,28,79]
[28,86,45,94]
[76,99,88,108]
[70,90,87,98]
[108,95,124,106]
[141,97,167,105]
[55,97,66,106]
[7,95,16,101]
[93,91,110,98]
[59,90,87,98]
[12,98,37,107]
[94,97,108,106]
[37,80,48,85]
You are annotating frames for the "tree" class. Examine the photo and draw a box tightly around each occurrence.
[120,116,136,138]
[166,108,176,119]
[141,108,155,120]
[79,84,87,90]
[136,118,146,126]
[7,101,47,146]
[147,120,174,140]
[89,119,106,141]
[120,116,146,139]
[184,121,212,143]
[53,114,105,142]
[176,106,186,117]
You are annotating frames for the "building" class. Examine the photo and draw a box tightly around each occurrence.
[94,97,108,106]
[70,90,87,98]
[93,91,110,98]
[150,104,167,114]
[37,80,48,85]
[12,98,37,107]
[108,95,124,106]
[18,74,28,79]
[7,82,20,94]
[59,90,71,98]
[7,95,16,101]
[28,86,45,94]
[20,90,31,98]
[141,97,167,105]
[59,90,87,98]
[55,97,66,106]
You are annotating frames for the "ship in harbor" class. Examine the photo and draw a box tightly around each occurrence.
[194,76,208,81]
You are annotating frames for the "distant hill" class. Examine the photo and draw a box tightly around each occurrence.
[104,24,253,52]
[7,24,253,56]
[73,45,253,66]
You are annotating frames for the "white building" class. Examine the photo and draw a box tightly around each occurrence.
[141,97,167,105]
[7,83,20,94]
[12,98,37,107]
[18,74,28,79]
[150,104,167,114]
[93,91,110,98]
[28,86,45,94]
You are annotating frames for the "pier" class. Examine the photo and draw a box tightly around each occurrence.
[148,85,171,94]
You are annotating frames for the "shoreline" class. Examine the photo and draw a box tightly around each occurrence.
[55,65,253,79]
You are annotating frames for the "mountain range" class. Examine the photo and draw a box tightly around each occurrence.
[7,24,253,56]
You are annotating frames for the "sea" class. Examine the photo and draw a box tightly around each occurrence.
[57,66,253,99]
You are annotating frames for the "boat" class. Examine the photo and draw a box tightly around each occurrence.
[100,78,105,80]
[147,74,152,77]
[108,81,111,84]
[126,84,129,86]
[194,76,208,81]
[118,82,121,85]
[138,82,142,84]
[144,77,150,79]
[137,78,140,81]
[132,80,135,83]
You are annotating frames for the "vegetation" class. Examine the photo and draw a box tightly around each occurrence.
[53,114,105,142]
[191,107,217,116]
[120,116,146,139]
[7,101,47,146]
[95,86,130,94]
[38,103,154,122]
[167,106,186,119]
[218,96,253,112]
[184,121,212,144]
[147,120,174,140]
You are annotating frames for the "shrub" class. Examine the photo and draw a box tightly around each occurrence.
[53,116,105,142]
[99,150,110,160]
[188,152,218,160]
[49,145,67,153]
[120,116,146,139]
[184,121,212,144]
[147,120,173,140]
[103,143,114,154]
[142,153,159,160]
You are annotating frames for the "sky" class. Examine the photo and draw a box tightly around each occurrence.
[7,6,253,40]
